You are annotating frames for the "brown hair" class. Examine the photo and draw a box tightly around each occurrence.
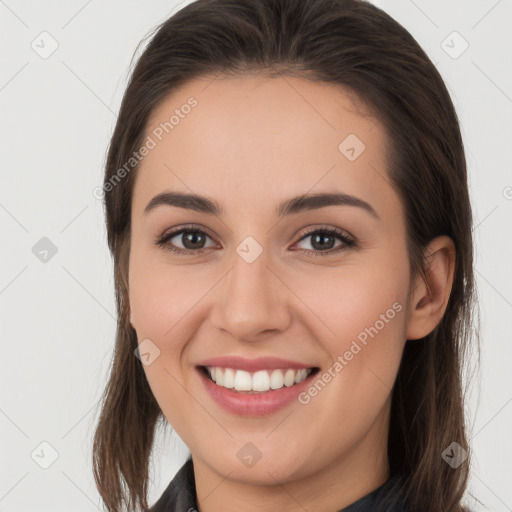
[92,0,479,510]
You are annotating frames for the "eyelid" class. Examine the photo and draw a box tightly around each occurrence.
[295,224,355,243]
[158,223,215,242]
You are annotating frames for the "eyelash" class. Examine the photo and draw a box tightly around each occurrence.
[154,224,357,257]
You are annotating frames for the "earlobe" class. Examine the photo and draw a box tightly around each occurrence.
[406,235,456,340]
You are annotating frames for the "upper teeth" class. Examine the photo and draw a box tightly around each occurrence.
[206,367,311,392]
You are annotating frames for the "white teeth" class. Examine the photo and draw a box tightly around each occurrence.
[270,369,284,389]
[294,368,308,384]
[215,367,224,386]
[234,370,252,391]
[223,368,235,388]
[205,366,312,392]
[284,368,296,387]
[252,370,270,391]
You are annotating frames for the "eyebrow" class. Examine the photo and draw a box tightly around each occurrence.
[144,191,379,219]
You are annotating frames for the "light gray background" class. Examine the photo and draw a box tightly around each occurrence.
[1,0,511,510]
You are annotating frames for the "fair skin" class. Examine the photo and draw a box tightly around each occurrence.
[128,74,455,512]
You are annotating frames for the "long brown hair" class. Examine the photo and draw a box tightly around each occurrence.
[92,0,479,510]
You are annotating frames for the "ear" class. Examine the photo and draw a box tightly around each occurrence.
[406,235,456,340]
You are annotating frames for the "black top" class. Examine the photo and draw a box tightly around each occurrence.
[148,457,407,512]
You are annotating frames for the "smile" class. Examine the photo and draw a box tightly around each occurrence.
[196,364,321,416]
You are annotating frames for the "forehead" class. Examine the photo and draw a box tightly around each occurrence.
[133,74,394,219]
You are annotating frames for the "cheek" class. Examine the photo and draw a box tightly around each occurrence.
[290,248,409,396]
[292,251,409,341]
[128,249,208,430]
[129,246,207,341]
[128,248,216,403]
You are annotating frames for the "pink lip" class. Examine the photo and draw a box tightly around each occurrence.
[196,365,318,416]
[196,355,316,372]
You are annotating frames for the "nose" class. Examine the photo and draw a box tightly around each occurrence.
[209,243,292,343]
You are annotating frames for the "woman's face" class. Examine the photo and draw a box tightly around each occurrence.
[129,74,413,486]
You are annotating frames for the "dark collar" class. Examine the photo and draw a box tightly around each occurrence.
[149,457,406,512]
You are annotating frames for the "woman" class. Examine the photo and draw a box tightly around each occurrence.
[92,0,478,511]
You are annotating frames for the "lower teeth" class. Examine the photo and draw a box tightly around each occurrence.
[218,383,289,393]
[231,388,280,393]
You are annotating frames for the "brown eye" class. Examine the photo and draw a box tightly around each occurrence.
[293,227,356,257]
[155,226,217,255]
[178,230,208,250]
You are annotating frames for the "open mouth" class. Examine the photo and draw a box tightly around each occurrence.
[199,365,320,394]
